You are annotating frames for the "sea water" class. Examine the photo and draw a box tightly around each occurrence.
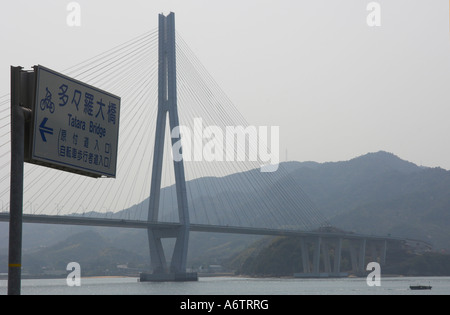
[0,276,448,295]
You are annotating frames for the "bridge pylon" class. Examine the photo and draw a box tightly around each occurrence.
[141,12,197,282]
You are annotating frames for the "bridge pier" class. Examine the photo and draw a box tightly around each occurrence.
[296,236,388,278]
[294,236,393,278]
[142,226,197,282]
[300,237,310,273]
[147,229,169,274]
[312,236,321,274]
[322,241,331,274]
[349,238,366,275]
[295,236,345,278]
[380,240,387,265]
[349,239,389,276]
[333,237,342,275]
[367,240,387,266]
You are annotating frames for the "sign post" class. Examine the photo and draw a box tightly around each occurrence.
[7,65,120,294]
[8,67,26,295]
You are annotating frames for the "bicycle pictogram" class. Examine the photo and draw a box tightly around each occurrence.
[40,87,55,113]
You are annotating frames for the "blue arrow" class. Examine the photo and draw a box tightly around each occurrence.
[39,117,53,142]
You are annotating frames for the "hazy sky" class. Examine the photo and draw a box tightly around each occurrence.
[1,0,450,169]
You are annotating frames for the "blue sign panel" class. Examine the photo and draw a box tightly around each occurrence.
[31,65,120,178]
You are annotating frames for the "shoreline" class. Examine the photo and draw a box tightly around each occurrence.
[1,273,446,281]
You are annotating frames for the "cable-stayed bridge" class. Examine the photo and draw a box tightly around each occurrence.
[0,13,408,283]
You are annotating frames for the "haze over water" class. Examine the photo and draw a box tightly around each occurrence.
[1,276,447,295]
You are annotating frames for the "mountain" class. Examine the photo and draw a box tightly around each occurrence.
[331,168,450,249]
[18,230,150,276]
[2,150,450,276]
[287,151,450,249]
[114,161,326,230]
[289,151,424,218]
[225,151,450,276]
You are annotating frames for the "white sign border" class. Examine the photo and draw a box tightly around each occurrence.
[31,65,121,178]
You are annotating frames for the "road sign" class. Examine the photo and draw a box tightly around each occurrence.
[30,65,120,178]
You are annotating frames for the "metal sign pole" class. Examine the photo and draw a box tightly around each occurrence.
[8,66,25,295]
[6,63,119,292]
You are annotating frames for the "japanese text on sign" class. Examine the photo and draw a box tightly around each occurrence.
[31,65,120,178]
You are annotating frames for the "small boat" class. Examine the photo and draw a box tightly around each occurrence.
[409,285,432,290]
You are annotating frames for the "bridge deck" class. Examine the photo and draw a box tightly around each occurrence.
[0,213,398,242]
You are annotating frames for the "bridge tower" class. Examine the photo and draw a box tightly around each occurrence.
[141,12,196,281]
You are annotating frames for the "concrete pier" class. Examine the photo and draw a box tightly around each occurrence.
[295,236,387,278]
